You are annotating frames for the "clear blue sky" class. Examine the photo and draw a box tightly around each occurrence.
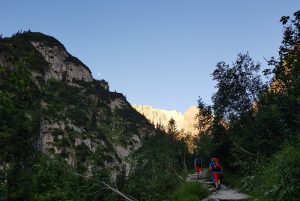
[1,1,299,112]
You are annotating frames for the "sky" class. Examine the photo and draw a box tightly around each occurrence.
[1,1,300,113]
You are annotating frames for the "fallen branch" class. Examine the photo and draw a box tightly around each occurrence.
[170,165,185,181]
[152,161,158,182]
[232,141,255,156]
[179,150,188,173]
[100,181,138,201]
[68,168,138,201]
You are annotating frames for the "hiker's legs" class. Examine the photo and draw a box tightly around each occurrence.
[216,179,221,189]
[214,180,218,188]
[217,172,221,187]
[195,166,200,179]
[213,173,221,189]
[213,172,217,188]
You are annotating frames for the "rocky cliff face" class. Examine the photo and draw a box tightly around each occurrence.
[0,31,157,181]
[133,105,199,136]
[31,41,93,83]
[182,106,200,136]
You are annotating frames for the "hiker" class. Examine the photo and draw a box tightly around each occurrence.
[194,155,203,179]
[209,157,223,189]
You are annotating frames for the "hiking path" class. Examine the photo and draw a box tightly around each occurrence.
[186,170,249,201]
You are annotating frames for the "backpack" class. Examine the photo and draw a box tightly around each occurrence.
[213,159,221,171]
[196,158,202,166]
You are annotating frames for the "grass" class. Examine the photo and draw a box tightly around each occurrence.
[173,182,208,201]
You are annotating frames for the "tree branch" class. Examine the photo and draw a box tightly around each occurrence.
[232,141,255,156]
[169,165,185,181]
[68,168,138,201]
[100,181,138,201]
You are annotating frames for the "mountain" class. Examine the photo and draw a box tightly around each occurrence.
[0,31,189,200]
[133,105,199,136]
[0,31,157,177]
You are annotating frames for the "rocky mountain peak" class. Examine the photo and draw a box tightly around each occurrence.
[31,40,93,83]
[133,105,199,135]
[1,32,94,85]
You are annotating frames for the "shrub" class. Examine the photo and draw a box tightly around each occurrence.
[173,182,208,201]
[251,143,300,201]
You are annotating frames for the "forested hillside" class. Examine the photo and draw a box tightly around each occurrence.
[0,32,190,201]
[195,10,300,201]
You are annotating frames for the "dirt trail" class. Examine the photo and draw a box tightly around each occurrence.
[186,172,249,201]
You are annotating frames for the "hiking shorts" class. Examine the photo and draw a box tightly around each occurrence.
[195,166,203,173]
[213,172,221,182]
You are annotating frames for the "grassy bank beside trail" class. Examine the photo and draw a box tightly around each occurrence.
[173,182,208,201]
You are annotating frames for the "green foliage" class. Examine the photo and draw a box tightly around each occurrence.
[0,178,8,201]
[278,11,300,67]
[124,132,190,201]
[113,104,149,136]
[41,79,99,130]
[195,10,300,201]
[251,143,300,201]
[173,182,208,201]
[0,32,49,74]
[0,59,42,200]
[196,133,217,164]
[11,31,63,47]
[212,52,265,120]
[64,54,91,74]
[167,118,178,136]
[196,98,213,133]
[33,191,69,201]
[28,154,116,201]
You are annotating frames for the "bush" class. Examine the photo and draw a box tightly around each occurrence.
[123,132,190,201]
[251,143,300,201]
[173,182,208,201]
